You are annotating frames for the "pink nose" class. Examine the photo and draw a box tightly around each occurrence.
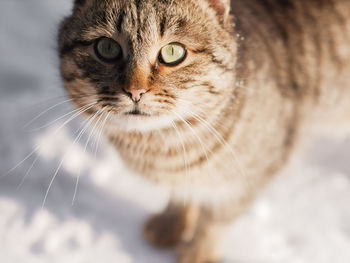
[123,88,147,102]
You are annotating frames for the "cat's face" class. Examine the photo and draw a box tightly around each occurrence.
[59,0,236,132]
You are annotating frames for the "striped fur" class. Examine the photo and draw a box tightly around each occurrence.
[59,0,350,262]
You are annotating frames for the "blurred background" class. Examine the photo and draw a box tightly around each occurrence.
[0,1,350,263]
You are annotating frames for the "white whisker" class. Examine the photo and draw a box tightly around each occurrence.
[190,111,247,179]
[172,111,211,171]
[23,98,74,129]
[26,103,93,132]
[174,97,248,180]
[171,120,190,205]
[72,108,106,206]
[42,107,100,208]
[1,103,97,180]
[16,155,40,191]
[93,111,111,159]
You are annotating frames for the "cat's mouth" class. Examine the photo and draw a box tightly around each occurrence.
[109,106,173,132]
[124,109,150,116]
[123,104,150,116]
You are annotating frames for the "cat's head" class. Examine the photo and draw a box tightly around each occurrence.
[59,0,237,132]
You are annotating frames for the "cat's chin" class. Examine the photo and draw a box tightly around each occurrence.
[108,114,174,132]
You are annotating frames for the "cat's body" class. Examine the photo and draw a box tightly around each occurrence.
[59,0,350,262]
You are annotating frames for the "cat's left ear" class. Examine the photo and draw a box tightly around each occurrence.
[73,0,92,12]
[206,0,231,24]
[74,0,90,6]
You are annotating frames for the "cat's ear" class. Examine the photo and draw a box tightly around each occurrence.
[205,0,231,24]
[74,0,89,6]
[73,0,92,12]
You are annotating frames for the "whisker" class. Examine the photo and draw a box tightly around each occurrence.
[25,102,96,132]
[23,94,71,111]
[72,108,106,206]
[173,97,248,181]
[42,107,100,208]
[23,92,100,129]
[175,97,246,172]
[93,110,111,159]
[23,98,75,129]
[1,102,97,180]
[189,111,247,179]
[16,155,40,191]
[172,111,211,171]
[171,120,190,205]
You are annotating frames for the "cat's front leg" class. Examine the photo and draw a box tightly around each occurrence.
[143,201,200,248]
[177,207,231,263]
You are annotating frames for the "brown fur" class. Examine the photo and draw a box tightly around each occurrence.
[59,0,350,262]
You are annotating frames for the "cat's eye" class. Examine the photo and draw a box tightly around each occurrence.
[159,43,187,66]
[94,37,122,62]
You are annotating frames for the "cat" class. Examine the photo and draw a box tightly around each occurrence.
[58,0,350,262]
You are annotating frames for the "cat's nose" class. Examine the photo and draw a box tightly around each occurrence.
[123,88,147,103]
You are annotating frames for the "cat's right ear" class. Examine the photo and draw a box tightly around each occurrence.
[206,0,230,17]
[204,0,232,27]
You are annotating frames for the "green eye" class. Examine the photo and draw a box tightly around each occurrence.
[94,37,122,62]
[159,43,187,66]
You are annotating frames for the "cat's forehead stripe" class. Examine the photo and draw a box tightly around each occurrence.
[159,15,167,37]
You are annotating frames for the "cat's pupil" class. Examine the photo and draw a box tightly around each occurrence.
[165,46,176,57]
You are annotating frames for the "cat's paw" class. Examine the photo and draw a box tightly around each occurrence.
[143,211,186,248]
[177,242,221,263]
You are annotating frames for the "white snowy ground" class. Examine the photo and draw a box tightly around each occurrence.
[0,1,349,263]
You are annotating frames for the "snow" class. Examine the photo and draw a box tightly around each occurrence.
[0,1,349,262]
